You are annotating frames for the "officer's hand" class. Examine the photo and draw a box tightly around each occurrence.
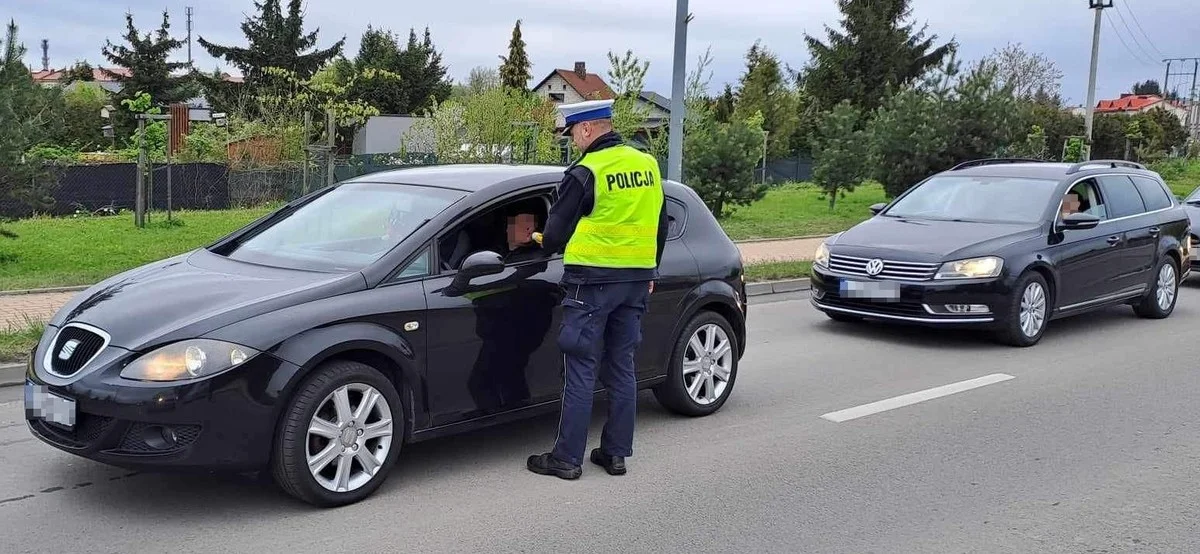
[649,281,655,294]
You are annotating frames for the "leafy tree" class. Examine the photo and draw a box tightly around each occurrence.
[454,65,500,98]
[406,87,558,164]
[62,61,95,83]
[713,84,736,123]
[732,41,798,158]
[809,100,868,210]
[101,11,193,135]
[0,20,63,221]
[1139,106,1189,153]
[498,20,532,91]
[803,0,955,113]
[605,50,653,145]
[942,57,1023,164]
[866,67,952,198]
[683,113,768,218]
[987,42,1063,100]
[52,82,109,150]
[1132,80,1162,96]
[198,0,345,91]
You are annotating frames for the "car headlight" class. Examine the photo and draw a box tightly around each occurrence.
[120,339,259,382]
[814,242,831,268]
[934,256,1004,280]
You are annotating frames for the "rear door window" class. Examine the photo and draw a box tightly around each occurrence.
[1130,175,1173,211]
[1097,175,1146,219]
[665,197,687,240]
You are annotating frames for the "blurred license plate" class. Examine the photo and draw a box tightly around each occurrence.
[24,383,76,429]
[840,280,900,300]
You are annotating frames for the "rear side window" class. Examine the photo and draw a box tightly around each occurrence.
[1097,176,1146,219]
[1131,176,1173,211]
[665,197,687,240]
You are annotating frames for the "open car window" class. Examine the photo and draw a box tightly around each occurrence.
[438,193,551,271]
[221,183,465,273]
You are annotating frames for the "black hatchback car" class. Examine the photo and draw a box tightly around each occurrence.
[23,164,747,507]
[810,159,1191,346]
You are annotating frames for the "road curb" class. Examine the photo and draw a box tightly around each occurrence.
[0,285,89,297]
[734,235,830,244]
[0,363,25,388]
[746,277,810,297]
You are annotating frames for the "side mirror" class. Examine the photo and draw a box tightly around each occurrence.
[869,203,887,215]
[1060,212,1100,230]
[458,251,505,280]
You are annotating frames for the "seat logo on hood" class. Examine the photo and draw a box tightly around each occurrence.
[865,259,885,276]
[58,339,80,361]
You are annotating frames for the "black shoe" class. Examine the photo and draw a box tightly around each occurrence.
[526,453,582,480]
[590,448,627,475]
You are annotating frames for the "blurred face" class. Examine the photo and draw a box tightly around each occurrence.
[507,213,536,247]
[1061,193,1081,216]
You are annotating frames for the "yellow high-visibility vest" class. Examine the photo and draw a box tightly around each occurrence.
[564,145,664,269]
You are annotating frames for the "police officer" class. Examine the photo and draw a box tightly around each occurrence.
[526,99,668,479]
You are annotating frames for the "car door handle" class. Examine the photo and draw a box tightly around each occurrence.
[1149,227,1160,237]
[1107,235,1122,246]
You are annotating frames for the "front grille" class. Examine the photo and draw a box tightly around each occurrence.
[31,412,115,448]
[48,324,107,377]
[820,289,930,317]
[828,254,939,281]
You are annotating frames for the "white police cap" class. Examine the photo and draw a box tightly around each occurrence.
[558,99,615,126]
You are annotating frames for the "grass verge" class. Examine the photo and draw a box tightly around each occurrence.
[745,260,813,283]
[719,182,885,241]
[0,319,43,364]
[0,207,276,291]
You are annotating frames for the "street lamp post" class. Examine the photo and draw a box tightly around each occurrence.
[666,0,688,183]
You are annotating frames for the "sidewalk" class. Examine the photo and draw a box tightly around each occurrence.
[0,236,826,331]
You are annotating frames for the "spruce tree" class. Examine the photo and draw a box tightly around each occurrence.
[198,0,345,90]
[498,20,532,91]
[100,10,193,111]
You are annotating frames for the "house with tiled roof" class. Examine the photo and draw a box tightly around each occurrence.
[531,61,670,131]
[1093,93,1188,126]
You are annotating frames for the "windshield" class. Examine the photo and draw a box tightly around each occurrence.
[883,175,1060,224]
[223,182,466,272]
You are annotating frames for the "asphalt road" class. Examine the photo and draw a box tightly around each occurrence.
[2,285,1200,553]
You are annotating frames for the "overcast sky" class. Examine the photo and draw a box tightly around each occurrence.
[9,0,1197,106]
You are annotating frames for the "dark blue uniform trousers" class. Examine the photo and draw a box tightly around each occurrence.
[552,281,650,467]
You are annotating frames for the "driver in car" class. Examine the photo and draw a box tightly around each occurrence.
[503,212,543,264]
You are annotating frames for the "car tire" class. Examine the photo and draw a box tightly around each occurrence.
[652,311,739,417]
[995,272,1051,348]
[271,359,403,508]
[1133,256,1179,319]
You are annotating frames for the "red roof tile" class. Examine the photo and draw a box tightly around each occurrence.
[1095,94,1163,112]
[533,68,615,100]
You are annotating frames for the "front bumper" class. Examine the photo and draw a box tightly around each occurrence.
[24,348,298,472]
[809,265,1012,327]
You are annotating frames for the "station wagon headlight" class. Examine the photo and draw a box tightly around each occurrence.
[934,256,1004,280]
[120,339,260,382]
[814,242,831,268]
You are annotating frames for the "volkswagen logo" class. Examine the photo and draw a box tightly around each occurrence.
[865,258,885,276]
[58,339,80,361]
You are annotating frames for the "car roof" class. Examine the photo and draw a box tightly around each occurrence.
[340,164,568,192]
[940,160,1159,182]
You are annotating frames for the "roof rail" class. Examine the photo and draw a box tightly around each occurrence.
[1065,159,1147,174]
[949,158,1044,171]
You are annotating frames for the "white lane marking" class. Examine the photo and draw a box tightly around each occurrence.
[820,373,1015,423]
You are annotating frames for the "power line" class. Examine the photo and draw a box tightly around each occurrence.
[1111,3,1160,65]
[1104,10,1157,67]
[1121,1,1167,59]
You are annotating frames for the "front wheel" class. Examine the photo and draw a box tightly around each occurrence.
[995,272,1050,347]
[1133,257,1179,319]
[653,311,739,417]
[271,360,403,508]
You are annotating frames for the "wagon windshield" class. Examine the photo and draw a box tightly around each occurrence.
[222,182,466,272]
[882,175,1060,224]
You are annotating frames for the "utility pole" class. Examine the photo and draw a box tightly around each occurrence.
[666,0,688,183]
[326,109,336,188]
[186,7,194,68]
[1084,0,1113,158]
[1163,57,1200,141]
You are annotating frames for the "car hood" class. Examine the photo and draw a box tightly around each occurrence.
[1184,203,1200,235]
[50,249,366,352]
[830,216,1042,262]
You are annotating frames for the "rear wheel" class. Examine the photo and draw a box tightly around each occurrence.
[653,311,739,417]
[271,360,402,508]
[995,272,1050,347]
[1133,257,1178,319]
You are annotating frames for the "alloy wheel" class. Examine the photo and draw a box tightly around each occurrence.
[305,383,394,493]
[1019,282,1047,338]
[683,323,733,405]
[1156,263,1177,311]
